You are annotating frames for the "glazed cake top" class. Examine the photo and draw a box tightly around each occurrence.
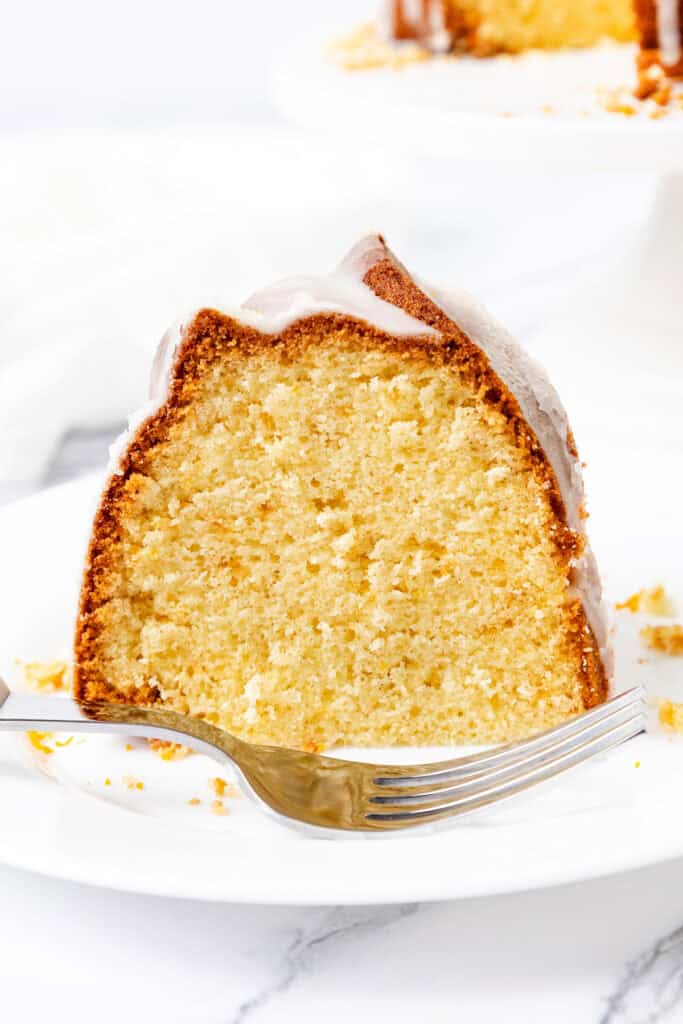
[110,234,609,671]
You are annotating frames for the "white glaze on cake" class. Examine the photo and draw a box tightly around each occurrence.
[108,235,609,676]
[109,263,435,474]
[342,235,608,670]
[657,0,682,68]
[380,0,451,52]
[422,280,609,671]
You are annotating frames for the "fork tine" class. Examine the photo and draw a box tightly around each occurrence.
[370,698,645,799]
[367,703,646,808]
[364,713,645,829]
[372,686,645,788]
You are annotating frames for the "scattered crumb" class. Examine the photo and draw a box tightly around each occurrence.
[600,92,636,116]
[599,74,682,118]
[105,777,112,786]
[19,659,71,693]
[148,738,193,761]
[210,777,227,798]
[122,775,144,791]
[634,760,641,768]
[658,700,683,734]
[55,736,74,748]
[641,625,683,656]
[125,743,133,752]
[209,776,238,799]
[188,797,201,807]
[616,585,676,617]
[328,22,428,71]
[211,799,227,816]
[26,731,54,755]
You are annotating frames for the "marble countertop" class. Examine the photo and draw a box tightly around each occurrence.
[1,854,683,1023]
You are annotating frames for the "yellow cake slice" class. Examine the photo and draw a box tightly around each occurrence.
[384,0,637,56]
[74,237,609,749]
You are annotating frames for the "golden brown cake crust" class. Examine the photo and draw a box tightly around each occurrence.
[74,242,608,714]
[635,0,683,75]
[388,1,483,54]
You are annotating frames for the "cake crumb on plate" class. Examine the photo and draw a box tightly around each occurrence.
[26,731,54,755]
[641,624,683,656]
[19,659,71,693]
[210,777,238,799]
[148,738,194,761]
[659,701,683,734]
[122,775,144,791]
[616,584,676,616]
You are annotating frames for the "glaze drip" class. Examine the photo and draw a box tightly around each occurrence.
[657,0,682,67]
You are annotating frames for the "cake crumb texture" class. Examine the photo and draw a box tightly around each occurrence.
[385,0,636,55]
[442,0,636,54]
[76,315,603,748]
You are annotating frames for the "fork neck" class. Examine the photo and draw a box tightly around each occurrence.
[0,687,241,764]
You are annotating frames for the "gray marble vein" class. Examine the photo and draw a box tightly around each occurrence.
[601,925,683,1024]
[229,904,419,1024]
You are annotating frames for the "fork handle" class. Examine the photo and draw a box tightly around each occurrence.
[0,677,236,764]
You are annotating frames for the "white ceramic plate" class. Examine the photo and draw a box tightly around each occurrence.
[1,451,682,905]
[274,41,683,170]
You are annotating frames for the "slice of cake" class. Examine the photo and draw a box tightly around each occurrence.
[382,0,636,56]
[74,237,609,749]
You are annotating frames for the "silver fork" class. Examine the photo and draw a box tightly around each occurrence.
[0,677,646,833]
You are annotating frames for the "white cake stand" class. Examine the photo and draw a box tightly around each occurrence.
[275,42,683,445]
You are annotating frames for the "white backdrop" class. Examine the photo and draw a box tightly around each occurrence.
[0,0,652,499]
[0,0,368,126]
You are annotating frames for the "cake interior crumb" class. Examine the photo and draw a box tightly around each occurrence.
[85,337,596,748]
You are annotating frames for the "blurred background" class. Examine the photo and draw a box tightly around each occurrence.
[0,0,655,506]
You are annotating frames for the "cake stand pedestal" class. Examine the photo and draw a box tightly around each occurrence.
[274,43,683,446]
[527,172,683,448]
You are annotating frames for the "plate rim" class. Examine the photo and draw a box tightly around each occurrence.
[2,475,683,905]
